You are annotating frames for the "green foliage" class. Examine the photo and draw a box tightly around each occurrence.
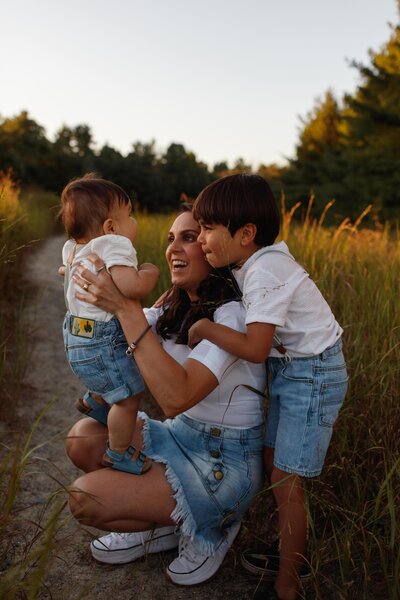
[278,18,400,220]
[0,174,59,420]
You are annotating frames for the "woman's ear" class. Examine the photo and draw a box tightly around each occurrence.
[241,223,257,246]
[102,218,115,234]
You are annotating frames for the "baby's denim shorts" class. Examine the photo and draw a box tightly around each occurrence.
[63,313,144,404]
[140,411,264,555]
[265,337,348,477]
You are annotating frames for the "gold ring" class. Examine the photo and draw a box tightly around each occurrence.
[83,283,89,291]
[96,265,106,273]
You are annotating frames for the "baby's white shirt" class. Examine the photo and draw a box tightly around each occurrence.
[63,234,137,322]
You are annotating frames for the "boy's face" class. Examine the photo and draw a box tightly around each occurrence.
[197,221,246,267]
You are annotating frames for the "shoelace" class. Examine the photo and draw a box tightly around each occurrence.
[178,535,205,563]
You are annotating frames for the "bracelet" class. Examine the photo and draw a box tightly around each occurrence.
[126,324,152,356]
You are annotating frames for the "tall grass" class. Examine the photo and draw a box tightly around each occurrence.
[0,187,398,598]
[134,202,399,597]
[0,172,59,419]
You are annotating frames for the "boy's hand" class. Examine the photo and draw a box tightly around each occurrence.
[188,318,211,349]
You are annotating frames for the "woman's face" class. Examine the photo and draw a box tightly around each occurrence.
[166,211,211,300]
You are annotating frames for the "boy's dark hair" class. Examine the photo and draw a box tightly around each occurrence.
[193,173,280,247]
[59,173,131,240]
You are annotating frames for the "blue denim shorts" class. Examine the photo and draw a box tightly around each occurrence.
[63,313,144,404]
[140,412,264,555]
[265,338,348,477]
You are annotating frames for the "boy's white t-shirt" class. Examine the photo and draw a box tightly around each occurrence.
[62,234,137,322]
[144,301,266,428]
[233,242,342,358]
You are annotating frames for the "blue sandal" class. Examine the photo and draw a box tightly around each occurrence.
[75,391,110,426]
[102,442,152,475]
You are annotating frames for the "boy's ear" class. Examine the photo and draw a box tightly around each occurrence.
[240,223,257,246]
[102,218,115,234]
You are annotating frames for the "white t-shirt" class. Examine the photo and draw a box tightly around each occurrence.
[63,235,138,322]
[144,301,266,428]
[233,242,342,358]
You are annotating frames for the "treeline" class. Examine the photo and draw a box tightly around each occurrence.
[0,19,399,218]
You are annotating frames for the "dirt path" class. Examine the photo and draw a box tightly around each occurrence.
[16,234,261,600]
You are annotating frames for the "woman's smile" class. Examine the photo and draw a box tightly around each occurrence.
[166,211,211,299]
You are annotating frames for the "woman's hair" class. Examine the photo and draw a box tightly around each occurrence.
[59,173,131,240]
[193,173,280,247]
[156,267,242,344]
[156,203,242,344]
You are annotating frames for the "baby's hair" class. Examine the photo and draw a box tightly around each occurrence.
[193,173,280,247]
[60,173,131,240]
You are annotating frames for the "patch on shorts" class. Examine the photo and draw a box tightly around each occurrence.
[70,316,95,338]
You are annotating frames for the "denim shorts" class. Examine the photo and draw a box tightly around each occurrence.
[63,313,144,404]
[140,412,264,555]
[265,338,348,477]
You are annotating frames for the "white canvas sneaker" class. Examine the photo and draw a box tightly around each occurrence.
[90,525,180,564]
[166,521,241,585]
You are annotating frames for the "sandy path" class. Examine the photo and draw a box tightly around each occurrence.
[17,234,258,600]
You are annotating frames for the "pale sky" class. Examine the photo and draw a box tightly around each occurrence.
[2,0,398,168]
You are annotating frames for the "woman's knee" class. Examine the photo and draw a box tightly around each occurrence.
[68,475,103,527]
[66,418,107,471]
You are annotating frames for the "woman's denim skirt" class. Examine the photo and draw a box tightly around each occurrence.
[140,411,264,555]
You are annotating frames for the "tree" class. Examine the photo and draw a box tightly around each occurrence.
[159,143,212,210]
[342,22,400,215]
[0,111,53,186]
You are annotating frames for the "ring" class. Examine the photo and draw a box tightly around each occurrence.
[96,265,106,273]
[83,283,89,291]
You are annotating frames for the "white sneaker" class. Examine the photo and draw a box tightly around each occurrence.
[166,521,241,585]
[90,525,180,564]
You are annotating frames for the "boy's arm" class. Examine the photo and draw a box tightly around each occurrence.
[108,263,159,299]
[188,319,275,363]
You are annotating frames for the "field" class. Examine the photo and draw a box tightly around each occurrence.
[0,174,399,599]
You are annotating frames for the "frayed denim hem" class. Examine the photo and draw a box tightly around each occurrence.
[138,411,221,556]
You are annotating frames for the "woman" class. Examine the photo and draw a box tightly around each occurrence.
[66,209,266,586]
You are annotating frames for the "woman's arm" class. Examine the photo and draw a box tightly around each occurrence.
[188,318,275,363]
[75,255,218,417]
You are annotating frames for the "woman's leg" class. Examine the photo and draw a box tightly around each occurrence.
[68,462,176,531]
[66,414,146,472]
[66,418,108,472]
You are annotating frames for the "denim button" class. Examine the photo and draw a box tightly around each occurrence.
[214,470,223,480]
[210,450,220,458]
[210,427,221,437]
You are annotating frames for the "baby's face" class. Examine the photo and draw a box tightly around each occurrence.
[111,202,138,243]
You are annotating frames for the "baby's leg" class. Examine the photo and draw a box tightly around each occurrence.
[107,393,142,453]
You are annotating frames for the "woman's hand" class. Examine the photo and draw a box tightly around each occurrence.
[73,253,136,317]
[188,318,212,349]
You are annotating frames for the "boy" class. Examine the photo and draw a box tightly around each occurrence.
[190,174,348,600]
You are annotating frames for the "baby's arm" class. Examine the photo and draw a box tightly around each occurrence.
[188,318,275,363]
[109,263,159,299]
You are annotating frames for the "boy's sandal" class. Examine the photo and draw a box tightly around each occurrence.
[75,391,109,426]
[241,540,311,581]
[102,443,152,475]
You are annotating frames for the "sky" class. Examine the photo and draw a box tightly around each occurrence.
[1,0,398,168]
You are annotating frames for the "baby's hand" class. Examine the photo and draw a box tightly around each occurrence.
[58,265,66,277]
[188,318,211,349]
